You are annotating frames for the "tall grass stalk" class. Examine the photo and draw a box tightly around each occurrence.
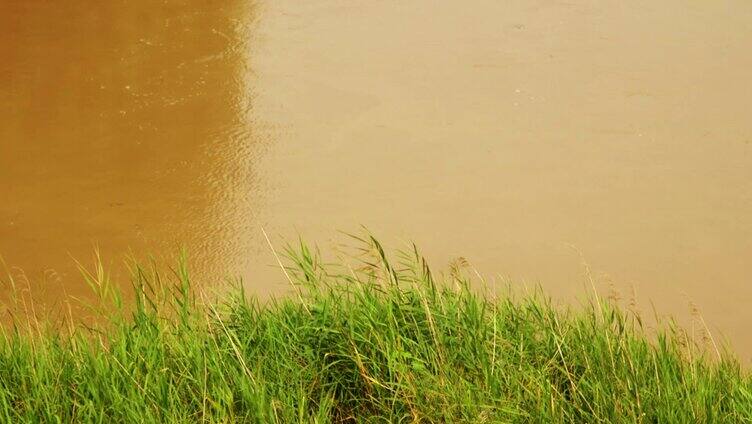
[0,236,750,422]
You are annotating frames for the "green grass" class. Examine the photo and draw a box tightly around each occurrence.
[0,235,750,423]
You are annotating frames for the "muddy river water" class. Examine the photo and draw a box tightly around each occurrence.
[2,1,752,353]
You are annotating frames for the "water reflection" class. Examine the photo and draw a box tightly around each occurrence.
[0,1,261,301]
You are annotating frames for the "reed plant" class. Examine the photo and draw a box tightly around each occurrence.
[0,235,749,423]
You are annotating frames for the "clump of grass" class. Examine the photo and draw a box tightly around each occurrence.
[0,235,750,422]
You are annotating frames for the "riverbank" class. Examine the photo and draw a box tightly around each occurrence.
[1,237,750,422]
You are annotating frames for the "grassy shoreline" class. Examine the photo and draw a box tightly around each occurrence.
[1,237,750,422]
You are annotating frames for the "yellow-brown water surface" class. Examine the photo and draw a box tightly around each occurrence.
[2,1,752,353]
